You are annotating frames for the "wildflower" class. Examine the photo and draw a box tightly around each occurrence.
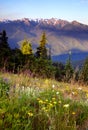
[86,93,88,98]
[39,100,44,104]
[66,86,69,90]
[28,112,33,117]
[58,100,61,104]
[16,83,20,87]
[45,99,48,103]
[78,87,82,90]
[52,84,55,89]
[37,98,40,101]
[52,97,56,100]
[56,91,59,95]
[42,107,48,112]
[72,91,78,96]
[63,104,69,108]
[42,107,46,111]
[21,86,25,91]
[45,79,49,84]
[72,91,75,95]
[3,78,9,83]
[72,112,76,115]
[53,101,57,105]
[45,109,48,112]
[49,103,53,108]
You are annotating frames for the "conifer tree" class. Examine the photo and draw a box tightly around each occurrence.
[0,30,11,69]
[36,32,47,59]
[64,51,73,82]
[80,57,88,84]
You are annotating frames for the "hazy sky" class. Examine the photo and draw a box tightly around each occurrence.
[0,0,88,24]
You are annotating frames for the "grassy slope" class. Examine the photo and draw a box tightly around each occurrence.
[0,72,88,130]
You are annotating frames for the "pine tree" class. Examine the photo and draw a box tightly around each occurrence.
[80,57,88,84]
[0,30,10,50]
[0,30,11,69]
[64,51,73,82]
[36,32,47,59]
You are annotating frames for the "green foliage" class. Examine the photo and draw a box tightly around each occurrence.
[0,30,10,49]
[33,58,55,78]
[64,53,73,82]
[53,62,65,81]
[40,31,47,47]
[0,78,10,97]
[36,32,48,59]
[80,57,88,84]
[0,30,11,69]
[0,76,88,130]
[8,48,24,73]
[2,30,88,85]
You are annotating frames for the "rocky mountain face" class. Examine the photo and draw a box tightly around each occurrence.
[0,18,88,62]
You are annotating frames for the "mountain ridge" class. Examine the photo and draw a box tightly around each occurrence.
[0,18,88,60]
[0,18,87,26]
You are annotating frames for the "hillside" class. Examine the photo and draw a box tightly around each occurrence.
[0,18,88,61]
[0,72,88,130]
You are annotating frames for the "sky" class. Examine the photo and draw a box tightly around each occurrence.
[0,0,88,25]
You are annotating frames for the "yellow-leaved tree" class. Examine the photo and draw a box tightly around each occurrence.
[21,39,32,55]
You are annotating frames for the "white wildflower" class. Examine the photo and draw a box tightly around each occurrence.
[56,91,59,95]
[72,91,75,95]
[22,86,25,91]
[52,84,55,88]
[63,104,69,108]
[78,87,82,90]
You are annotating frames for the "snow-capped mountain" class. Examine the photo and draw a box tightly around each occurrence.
[0,18,88,62]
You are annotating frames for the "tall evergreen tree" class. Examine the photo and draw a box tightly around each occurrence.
[36,32,47,59]
[64,51,73,82]
[80,57,88,84]
[0,30,11,69]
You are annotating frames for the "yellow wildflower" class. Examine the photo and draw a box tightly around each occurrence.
[42,107,48,112]
[72,112,76,115]
[53,101,57,105]
[42,107,46,111]
[52,97,56,100]
[37,98,40,101]
[28,112,33,117]
[39,100,44,104]
[49,103,53,108]
[86,93,88,98]
[45,99,48,102]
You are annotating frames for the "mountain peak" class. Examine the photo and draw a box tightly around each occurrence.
[0,18,88,56]
[0,18,87,27]
[71,20,81,26]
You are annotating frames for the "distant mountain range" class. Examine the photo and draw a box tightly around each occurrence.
[0,18,88,63]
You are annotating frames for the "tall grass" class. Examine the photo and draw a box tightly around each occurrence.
[0,72,88,130]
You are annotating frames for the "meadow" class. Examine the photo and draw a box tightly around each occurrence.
[0,72,88,130]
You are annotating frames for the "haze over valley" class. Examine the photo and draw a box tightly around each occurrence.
[0,18,88,62]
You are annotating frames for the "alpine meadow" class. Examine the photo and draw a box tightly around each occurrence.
[0,0,88,129]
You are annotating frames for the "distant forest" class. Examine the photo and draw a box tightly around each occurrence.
[0,30,88,84]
